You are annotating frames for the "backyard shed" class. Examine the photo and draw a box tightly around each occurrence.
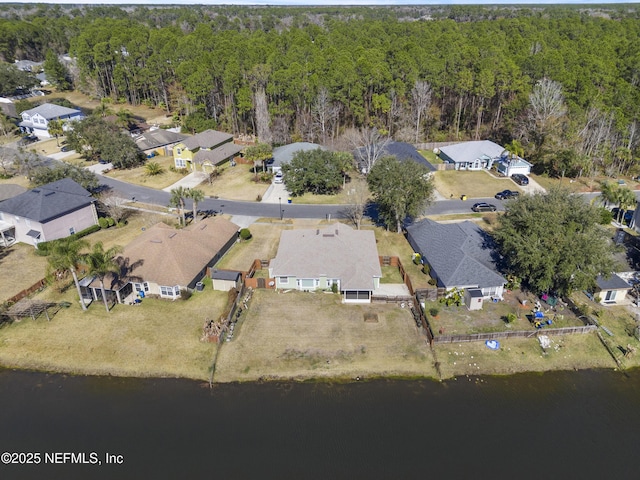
[465,288,484,310]
[211,269,242,291]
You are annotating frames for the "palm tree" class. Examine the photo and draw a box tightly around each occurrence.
[46,237,89,311]
[615,186,637,224]
[145,161,164,176]
[597,180,618,208]
[47,119,64,147]
[169,186,188,226]
[85,242,123,313]
[186,188,205,223]
[115,108,134,130]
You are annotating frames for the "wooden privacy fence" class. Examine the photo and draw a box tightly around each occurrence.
[5,278,47,305]
[433,325,597,344]
[379,256,414,295]
[243,259,274,289]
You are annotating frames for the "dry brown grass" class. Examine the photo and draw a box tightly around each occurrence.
[216,222,290,271]
[293,177,371,205]
[434,333,615,379]
[433,169,523,199]
[0,278,227,380]
[198,163,269,202]
[213,289,434,382]
[104,155,186,189]
[0,243,48,302]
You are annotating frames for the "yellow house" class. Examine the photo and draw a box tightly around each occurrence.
[173,129,242,171]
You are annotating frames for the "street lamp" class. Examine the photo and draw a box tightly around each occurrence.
[279,196,283,220]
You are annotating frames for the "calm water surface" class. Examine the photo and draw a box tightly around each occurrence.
[1,368,639,479]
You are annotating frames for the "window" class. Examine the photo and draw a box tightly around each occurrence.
[69,227,75,235]
[160,286,175,297]
[175,158,186,168]
[173,285,180,296]
[176,148,182,155]
[299,279,315,288]
[279,277,288,284]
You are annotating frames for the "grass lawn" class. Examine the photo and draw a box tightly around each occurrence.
[434,333,615,379]
[213,289,435,382]
[293,176,370,205]
[216,223,287,270]
[433,169,523,199]
[0,176,30,189]
[367,226,432,289]
[104,155,187,189]
[0,243,48,302]
[532,173,640,194]
[198,163,269,202]
[418,150,441,164]
[0,277,228,380]
[381,266,404,283]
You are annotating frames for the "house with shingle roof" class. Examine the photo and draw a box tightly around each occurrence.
[19,103,84,138]
[438,140,532,175]
[595,274,631,305]
[172,129,242,171]
[269,223,382,303]
[0,178,97,247]
[270,142,326,173]
[354,141,436,174]
[83,216,239,304]
[405,218,506,298]
[135,128,188,157]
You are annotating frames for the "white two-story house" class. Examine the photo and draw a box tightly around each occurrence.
[19,103,84,138]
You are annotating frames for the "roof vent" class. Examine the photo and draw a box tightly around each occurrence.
[45,191,56,197]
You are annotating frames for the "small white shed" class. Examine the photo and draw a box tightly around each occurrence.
[211,269,242,291]
[465,288,484,311]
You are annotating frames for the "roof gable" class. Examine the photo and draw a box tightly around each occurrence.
[21,103,82,120]
[0,178,94,223]
[135,129,187,151]
[270,223,382,290]
[182,129,233,151]
[439,141,506,164]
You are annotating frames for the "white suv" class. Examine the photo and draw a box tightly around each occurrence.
[274,171,284,184]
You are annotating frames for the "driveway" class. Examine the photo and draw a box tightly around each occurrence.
[520,176,546,194]
[261,181,290,203]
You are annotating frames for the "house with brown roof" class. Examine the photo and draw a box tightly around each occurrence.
[268,223,382,303]
[135,128,187,157]
[172,129,243,172]
[83,217,239,304]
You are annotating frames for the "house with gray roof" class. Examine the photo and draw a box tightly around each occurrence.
[0,178,97,247]
[438,140,532,175]
[270,142,326,173]
[354,141,436,174]
[172,129,240,171]
[406,218,506,298]
[19,103,84,138]
[135,129,188,156]
[269,223,382,303]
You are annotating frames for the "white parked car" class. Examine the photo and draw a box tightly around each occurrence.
[274,171,284,184]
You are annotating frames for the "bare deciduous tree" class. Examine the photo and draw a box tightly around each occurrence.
[528,77,567,133]
[99,190,131,224]
[346,127,391,174]
[341,180,370,230]
[312,87,340,144]
[250,64,272,144]
[411,80,432,143]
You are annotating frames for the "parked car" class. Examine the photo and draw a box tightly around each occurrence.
[60,145,71,152]
[511,173,529,186]
[274,171,284,184]
[495,189,520,200]
[611,208,634,225]
[472,202,497,212]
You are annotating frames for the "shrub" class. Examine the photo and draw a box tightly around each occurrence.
[98,217,109,228]
[75,224,101,238]
[429,307,439,317]
[240,228,252,240]
[506,313,517,324]
[331,282,338,294]
[428,278,436,286]
[107,217,115,227]
[413,253,422,265]
[255,194,262,202]
[180,288,192,301]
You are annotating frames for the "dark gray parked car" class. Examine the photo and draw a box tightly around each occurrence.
[472,202,497,212]
[511,173,529,185]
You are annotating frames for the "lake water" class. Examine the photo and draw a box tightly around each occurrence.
[1,368,639,480]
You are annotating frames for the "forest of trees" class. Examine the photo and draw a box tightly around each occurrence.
[1,4,639,178]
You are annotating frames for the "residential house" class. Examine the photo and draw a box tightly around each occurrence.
[269,223,382,303]
[438,140,532,175]
[135,128,188,157]
[172,129,243,171]
[595,274,631,305]
[405,218,506,299]
[270,142,326,174]
[82,217,239,304]
[0,178,98,248]
[19,103,84,138]
[354,141,436,174]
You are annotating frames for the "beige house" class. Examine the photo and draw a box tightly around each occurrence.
[269,223,382,303]
[595,274,631,305]
[83,217,239,304]
[0,178,98,247]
